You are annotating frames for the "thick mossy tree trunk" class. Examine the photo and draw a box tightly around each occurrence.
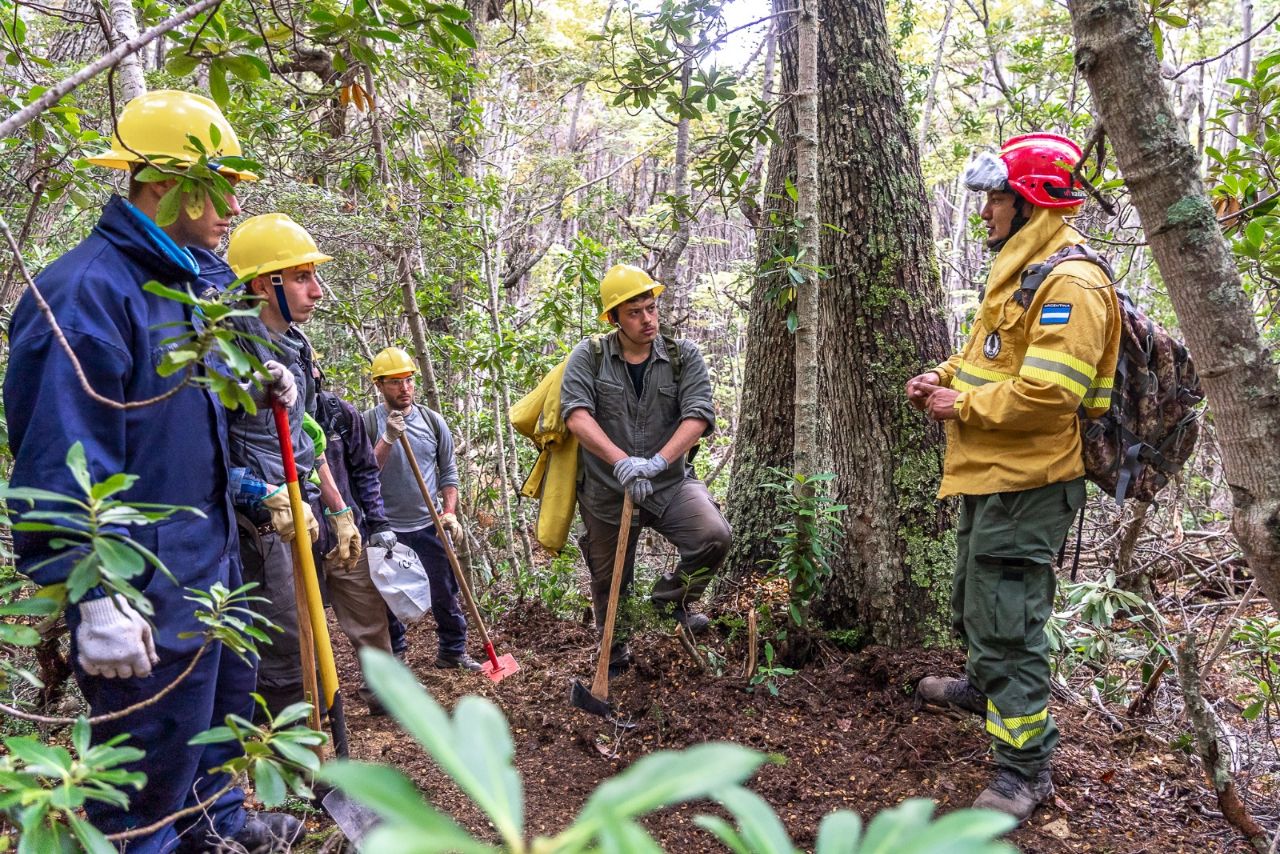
[811,0,954,645]
[1070,0,1280,613]
[723,0,798,583]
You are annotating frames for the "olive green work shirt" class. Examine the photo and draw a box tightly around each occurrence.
[560,331,716,521]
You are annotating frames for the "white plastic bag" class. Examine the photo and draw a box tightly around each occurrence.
[367,544,432,624]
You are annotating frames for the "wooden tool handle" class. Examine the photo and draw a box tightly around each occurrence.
[591,492,634,699]
[397,433,494,648]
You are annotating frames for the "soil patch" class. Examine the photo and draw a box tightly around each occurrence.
[316,603,1263,852]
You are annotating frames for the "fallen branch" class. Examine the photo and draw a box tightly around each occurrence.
[673,624,706,671]
[742,607,758,679]
[1172,638,1269,852]
[1126,656,1169,718]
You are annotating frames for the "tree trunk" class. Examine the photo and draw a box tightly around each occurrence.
[657,64,693,327]
[811,0,954,646]
[792,0,819,482]
[1070,0,1280,614]
[722,0,798,585]
[107,0,146,103]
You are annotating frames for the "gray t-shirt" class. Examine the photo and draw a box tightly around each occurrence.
[362,403,459,532]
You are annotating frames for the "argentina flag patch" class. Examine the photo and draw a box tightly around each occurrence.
[1039,303,1072,325]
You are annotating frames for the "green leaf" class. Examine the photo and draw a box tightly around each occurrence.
[156,185,182,226]
[360,651,523,845]
[714,786,796,853]
[0,624,40,646]
[576,742,765,828]
[439,20,477,49]
[815,810,862,854]
[319,761,490,852]
[1246,218,1265,247]
[165,53,200,77]
[68,813,116,854]
[66,442,91,496]
[253,758,287,807]
[93,538,145,580]
[208,61,230,109]
[693,816,752,854]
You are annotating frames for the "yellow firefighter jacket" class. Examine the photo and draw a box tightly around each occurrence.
[510,359,580,552]
[934,206,1121,497]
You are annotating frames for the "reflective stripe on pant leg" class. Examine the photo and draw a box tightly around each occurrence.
[986,699,1049,748]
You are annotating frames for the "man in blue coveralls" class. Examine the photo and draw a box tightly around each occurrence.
[4,91,301,852]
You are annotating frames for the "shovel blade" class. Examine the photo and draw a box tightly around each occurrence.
[482,654,519,683]
[568,679,637,729]
[322,787,380,846]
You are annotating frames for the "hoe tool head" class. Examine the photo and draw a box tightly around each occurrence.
[483,652,520,683]
[568,679,637,729]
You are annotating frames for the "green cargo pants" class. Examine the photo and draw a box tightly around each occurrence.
[953,477,1085,777]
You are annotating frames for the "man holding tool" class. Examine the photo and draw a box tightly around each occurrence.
[363,347,482,672]
[560,264,730,673]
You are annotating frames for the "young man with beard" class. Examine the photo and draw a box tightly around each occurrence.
[560,264,730,673]
[363,347,480,671]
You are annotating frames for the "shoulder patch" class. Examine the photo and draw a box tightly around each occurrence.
[1039,303,1072,325]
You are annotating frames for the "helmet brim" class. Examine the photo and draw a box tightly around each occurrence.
[598,282,665,323]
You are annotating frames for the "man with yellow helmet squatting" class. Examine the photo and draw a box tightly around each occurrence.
[907,133,1121,823]
[560,264,730,673]
[4,91,303,851]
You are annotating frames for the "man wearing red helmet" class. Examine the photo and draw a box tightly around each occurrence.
[905,133,1121,821]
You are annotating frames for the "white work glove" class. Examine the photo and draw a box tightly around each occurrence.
[439,512,463,541]
[612,456,649,489]
[324,507,362,567]
[262,487,320,544]
[382,409,407,445]
[638,453,668,479]
[261,360,297,408]
[76,595,160,679]
[627,477,653,503]
[368,529,397,551]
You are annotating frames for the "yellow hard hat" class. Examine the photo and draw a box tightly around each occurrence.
[87,90,258,180]
[598,264,664,323]
[226,214,333,279]
[371,347,418,380]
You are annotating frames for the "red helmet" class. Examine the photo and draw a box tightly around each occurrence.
[998,133,1087,208]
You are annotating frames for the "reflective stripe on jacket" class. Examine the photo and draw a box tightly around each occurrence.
[933,207,1121,497]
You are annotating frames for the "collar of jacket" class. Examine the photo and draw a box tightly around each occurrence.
[980,206,1085,331]
[602,328,671,364]
[190,246,238,297]
[94,195,201,282]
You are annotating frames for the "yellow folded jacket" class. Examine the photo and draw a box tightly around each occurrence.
[510,358,580,553]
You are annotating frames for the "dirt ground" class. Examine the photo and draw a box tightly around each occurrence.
[297,602,1274,853]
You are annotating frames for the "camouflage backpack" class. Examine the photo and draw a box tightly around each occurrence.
[1018,245,1205,504]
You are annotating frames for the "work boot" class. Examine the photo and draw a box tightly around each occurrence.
[673,606,710,635]
[434,652,484,672]
[608,642,633,678]
[226,810,304,852]
[916,676,987,716]
[973,767,1054,823]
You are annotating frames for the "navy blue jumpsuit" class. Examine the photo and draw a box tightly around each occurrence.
[4,197,255,852]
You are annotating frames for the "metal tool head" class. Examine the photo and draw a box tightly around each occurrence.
[482,653,520,683]
[568,679,637,729]
[321,786,380,845]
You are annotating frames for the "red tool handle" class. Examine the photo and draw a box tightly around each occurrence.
[272,401,299,483]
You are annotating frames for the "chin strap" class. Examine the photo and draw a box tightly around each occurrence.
[271,273,294,325]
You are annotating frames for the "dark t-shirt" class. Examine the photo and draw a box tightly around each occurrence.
[626,359,646,397]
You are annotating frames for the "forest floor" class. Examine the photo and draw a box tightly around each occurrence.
[289,601,1276,853]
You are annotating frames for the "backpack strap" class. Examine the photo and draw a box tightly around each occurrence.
[589,331,683,383]
[319,391,354,446]
[1016,244,1115,309]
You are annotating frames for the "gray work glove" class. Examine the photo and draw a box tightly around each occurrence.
[243,360,297,408]
[612,456,649,488]
[382,409,407,445]
[627,477,653,503]
[638,453,668,479]
[368,530,397,551]
[76,595,160,679]
[439,512,463,540]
